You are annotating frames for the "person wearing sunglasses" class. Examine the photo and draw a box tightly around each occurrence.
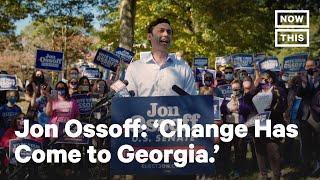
[224,66,235,84]
[46,81,80,139]
[251,70,287,180]
[68,78,79,96]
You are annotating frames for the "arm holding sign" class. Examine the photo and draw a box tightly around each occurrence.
[45,92,54,117]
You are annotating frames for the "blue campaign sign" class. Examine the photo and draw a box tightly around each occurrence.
[35,49,64,71]
[83,67,100,79]
[0,74,17,91]
[111,95,215,175]
[258,57,281,72]
[283,53,308,73]
[79,64,90,74]
[232,53,254,69]
[244,111,271,128]
[194,57,209,67]
[115,47,135,64]
[93,48,120,72]
[217,84,232,98]
[72,94,99,114]
[254,53,266,62]
[213,97,221,120]
[9,139,43,165]
[57,122,90,145]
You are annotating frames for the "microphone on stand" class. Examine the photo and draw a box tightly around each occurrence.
[172,85,190,96]
[95,80,129,107]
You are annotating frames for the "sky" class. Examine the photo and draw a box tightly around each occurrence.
[14,14,101,35]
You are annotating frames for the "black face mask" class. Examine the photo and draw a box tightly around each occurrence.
[307,68,315,76]
[35,75,44,84]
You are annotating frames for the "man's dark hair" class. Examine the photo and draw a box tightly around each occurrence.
[147,18,171,34]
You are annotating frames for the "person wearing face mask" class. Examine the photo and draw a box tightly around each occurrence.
[238,70,248,82]
[0,113,44,168]
[77,76,92,95]
[224,66,235,84]
[69,67,80,80]
[251,70,287,180]
[296,59,320,176]
[46,81,80,139]
[68,78,79,96]
[220,80,252,178]
[25,70,47,121]
[200,72,224,98]
[0,91,22,139]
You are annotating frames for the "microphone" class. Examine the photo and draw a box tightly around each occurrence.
[95,80,129,107]
[172,85,190,96]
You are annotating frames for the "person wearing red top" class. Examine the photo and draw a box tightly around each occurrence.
[0,112,43,167]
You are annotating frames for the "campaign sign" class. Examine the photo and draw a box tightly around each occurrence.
[217,84,232,98]
[283,53,308,72]
[194,57,209,67]
[93,48,120,72]
[9,139,43,165]
[72,94,100,114]
[258,57,281,72]
[115,47,135,64]
[111,95,215,175]
[57,122,90,144]
[79,64,90,74]
[244,111,271,128]
[83,67,100,80]
[35,49,64,71]
[254,53,267,62]
[232,53,254,69]
[213,97,221,120]
[0,74,17,91]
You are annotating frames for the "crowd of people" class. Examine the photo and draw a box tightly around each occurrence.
[0,18,320,180]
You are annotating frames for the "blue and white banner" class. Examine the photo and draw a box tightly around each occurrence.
[232,53,254,69]
[9,139,43,165]
[79,64,90,74]
[254,53,267,62]
[111,95,215,175]
[217,84,232,98]
[72,94,100,114]
[215,55,231,68]
[35,49,64,71]
[57,122,90,145]
[93,48,120,72]
[282,53,308,73]
[83,67,100,80]
[194,57,209,67]
[258,57,281,72]
[244,111,271,128]
[115,47,135,64]
[0,74,17,91]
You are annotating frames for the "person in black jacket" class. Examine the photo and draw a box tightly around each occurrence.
[297,59,320,176]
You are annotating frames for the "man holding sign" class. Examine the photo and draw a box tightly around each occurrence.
[125,18,196,96]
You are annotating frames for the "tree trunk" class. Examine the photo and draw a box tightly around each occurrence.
[119,0,136,51]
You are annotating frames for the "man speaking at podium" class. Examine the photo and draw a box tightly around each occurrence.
[125,18,197,97]
[124,18,197,179]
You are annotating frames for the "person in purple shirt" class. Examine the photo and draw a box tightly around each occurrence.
[220,80,252,178]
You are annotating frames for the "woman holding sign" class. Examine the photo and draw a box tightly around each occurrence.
[46,81,80,139]
[252,70,287,180]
